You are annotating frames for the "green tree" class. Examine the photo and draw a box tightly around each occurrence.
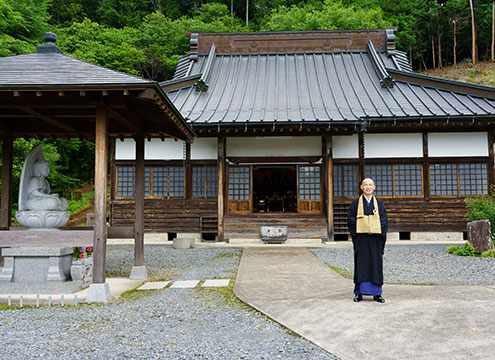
[261,0,392,31]
[0,0,49,56]
[55,19,145,75]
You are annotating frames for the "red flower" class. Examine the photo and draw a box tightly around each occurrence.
[79,253,84,258]
[87,247,93,252]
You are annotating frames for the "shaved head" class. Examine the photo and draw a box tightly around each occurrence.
[361,178,375,185]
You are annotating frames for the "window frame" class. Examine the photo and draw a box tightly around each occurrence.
[429,161,489,198]
[115,161,186,200]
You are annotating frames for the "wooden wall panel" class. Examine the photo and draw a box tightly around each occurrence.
[111,199,217,232]
[334,197,467,233]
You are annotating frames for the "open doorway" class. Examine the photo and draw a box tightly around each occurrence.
[253,165,297,213]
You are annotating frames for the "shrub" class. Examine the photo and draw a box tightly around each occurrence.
[465,186,495,238]
[481,249,495,258]
[446,242,478,257]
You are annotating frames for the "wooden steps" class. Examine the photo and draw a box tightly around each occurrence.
[224,214,328,240]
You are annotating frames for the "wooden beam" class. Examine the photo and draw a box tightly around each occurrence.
[19,107,76,132]
[217,136,225,242]
[185,142,192,200]
[423,132,430,200]
[109,109,140,133]
[358,132,365,185]
[134,133,145,268]
[489,128,495,187]
[325,136,334,241]
[0,133,13,229]
[93,105,108,284]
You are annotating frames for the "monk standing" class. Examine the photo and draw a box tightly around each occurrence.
[347,178,388,303]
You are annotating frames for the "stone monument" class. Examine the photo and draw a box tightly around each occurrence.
[15,144,70,229]
[467,220,494,252]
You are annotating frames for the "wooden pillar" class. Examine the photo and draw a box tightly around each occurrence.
[217,136,225,242]
[185,143,192,199]
[93,105,108,284]
[325,136,334,241]
[134,133,145,267]
[488,128,495,187]
[423,132,430,200]
[358,131,365,184]
[1,133,13,230]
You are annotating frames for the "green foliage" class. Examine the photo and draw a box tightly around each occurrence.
[481,249,495,258]
[55,19,145,75]
[0,0,49,56]
[464,187,495,238]
[261,0,392,31]
[66,190,93,214]
[446,242,478,257]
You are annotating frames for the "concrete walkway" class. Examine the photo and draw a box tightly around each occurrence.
[233,248,495,360]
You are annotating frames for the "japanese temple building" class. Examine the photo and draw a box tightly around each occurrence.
[111,29,495,242]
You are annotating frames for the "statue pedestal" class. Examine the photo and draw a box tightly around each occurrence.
[0,247,90,294]
[16,210,70,229]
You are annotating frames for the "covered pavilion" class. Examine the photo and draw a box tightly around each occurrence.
[0,33,194,302]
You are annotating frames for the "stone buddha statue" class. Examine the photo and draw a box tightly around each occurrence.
[25,159,68,211]
[16,145,70,229]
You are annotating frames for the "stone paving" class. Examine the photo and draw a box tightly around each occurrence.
[138,279,231,290]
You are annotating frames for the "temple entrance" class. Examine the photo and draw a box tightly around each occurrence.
[253,166,297,213]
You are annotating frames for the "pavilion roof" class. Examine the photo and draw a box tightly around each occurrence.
[0,33,194,142]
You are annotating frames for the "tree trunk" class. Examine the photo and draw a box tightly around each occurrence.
[469,0,477,64]
[453,20,457,66]
[492,0,494,61]
[437,25,442,69]
[431,36,436,69]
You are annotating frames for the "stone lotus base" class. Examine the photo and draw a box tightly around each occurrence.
[16,210,70,229]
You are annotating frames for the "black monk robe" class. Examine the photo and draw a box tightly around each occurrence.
[347,196,388,286]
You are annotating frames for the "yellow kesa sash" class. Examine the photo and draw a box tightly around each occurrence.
[356,195,382,234]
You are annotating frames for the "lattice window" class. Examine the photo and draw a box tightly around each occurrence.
[144,167,150,197]
[193,165,218,198]
[229,166,250,200]
[365,164,393,197]
[459,163,488,195]
[299,166,321,200]
[152,167,168,197]
[430,163,458,196]
[117,165,185,199]
[333,164,358,197]
[169,166,185,197]
[394,164,423,196]
[117,166,134,197]
[333,165,343,197]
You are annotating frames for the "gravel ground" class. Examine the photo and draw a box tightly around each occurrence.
[0,245,335,360]
[311,244,495,285]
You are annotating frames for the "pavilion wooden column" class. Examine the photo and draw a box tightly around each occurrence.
[93,105,109,284]
[130,133,147,279]
[325,136,334,241]
[217,136,225,242]
[1,133,13,230]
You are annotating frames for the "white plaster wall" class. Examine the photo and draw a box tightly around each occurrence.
[365,133,423,158]
[191,138,218,160]
[226,136,322,157]
[332,135,358,159]
[428,132,488,157]
[115,138,135,160]
[115,138,185,160]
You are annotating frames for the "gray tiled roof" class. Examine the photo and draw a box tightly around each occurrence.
[0,53,152,86]
[166,51,495,124]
